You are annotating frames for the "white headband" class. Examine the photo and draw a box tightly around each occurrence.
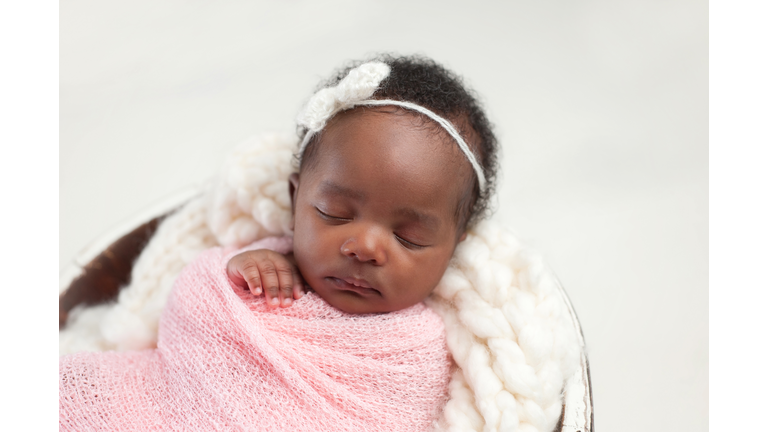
[296,61,487,192]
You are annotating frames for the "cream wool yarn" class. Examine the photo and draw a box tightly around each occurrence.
[59,196,219,354]
[207,133,296,247]
[428,223,580,432]
[59,132,581,432]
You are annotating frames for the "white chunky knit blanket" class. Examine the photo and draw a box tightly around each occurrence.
[60,133,581,432]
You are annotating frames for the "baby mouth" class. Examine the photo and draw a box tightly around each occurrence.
[328,277,381,296]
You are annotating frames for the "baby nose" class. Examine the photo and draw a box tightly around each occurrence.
[341,228,388,264]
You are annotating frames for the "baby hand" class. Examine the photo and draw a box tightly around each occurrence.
[226,249,305,308]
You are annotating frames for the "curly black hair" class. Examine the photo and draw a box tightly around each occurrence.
[297,54,499,229]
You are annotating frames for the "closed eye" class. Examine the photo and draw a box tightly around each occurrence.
[315,207,352,223]
[395,234,427,250]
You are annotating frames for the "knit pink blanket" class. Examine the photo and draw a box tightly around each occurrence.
[60,237,453,431]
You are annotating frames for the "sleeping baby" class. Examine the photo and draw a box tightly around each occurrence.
[59,54,500,431]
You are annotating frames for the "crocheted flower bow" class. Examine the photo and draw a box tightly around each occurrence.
[296,61,391,132]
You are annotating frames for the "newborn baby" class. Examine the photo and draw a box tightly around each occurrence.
[60,55,500,431]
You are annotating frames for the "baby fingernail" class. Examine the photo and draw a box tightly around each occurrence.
[270,298,279,306]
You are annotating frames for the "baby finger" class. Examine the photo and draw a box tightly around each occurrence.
[291,267,305,300]
[236,259,263,296]
[277,265,295,307]
[259,263,281,307]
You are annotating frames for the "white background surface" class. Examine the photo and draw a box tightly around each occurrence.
[60,1,707,430]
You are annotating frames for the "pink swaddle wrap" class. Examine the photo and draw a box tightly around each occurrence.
[60,237,453,431]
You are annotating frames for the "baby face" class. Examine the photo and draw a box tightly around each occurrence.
[290,108,474,314]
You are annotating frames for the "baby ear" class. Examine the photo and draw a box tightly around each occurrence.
[288,173,300,229]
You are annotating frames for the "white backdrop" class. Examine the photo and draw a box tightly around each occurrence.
[60,1,708,430]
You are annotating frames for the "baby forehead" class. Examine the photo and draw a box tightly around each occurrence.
[316,108,472,168]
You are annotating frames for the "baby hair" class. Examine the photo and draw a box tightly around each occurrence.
[296,54,499,229]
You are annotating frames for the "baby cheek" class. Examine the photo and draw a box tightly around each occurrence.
[420,252,454,287]
[293,221,334,274]
[397,257,441,298]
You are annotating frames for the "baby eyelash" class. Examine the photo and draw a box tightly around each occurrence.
[315,207,427,249]
[395,234,427,250]
[315,207,351,222]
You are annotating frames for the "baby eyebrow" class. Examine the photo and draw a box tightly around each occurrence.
[318,181,365,201]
